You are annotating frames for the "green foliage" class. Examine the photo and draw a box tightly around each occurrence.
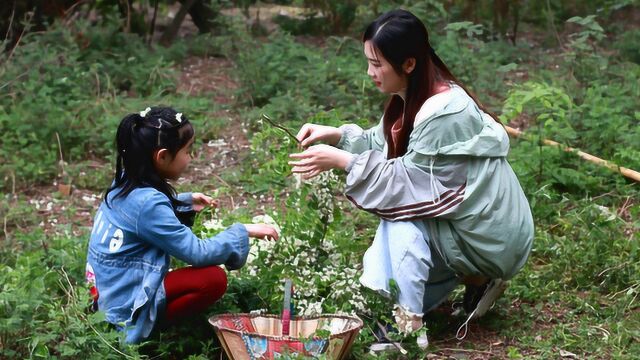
[0,17,233,191]
[0,230,140,358]
[517,0,630,27]
[301,0,360,33]
[274,0,361,35]
[434,21,524,108]
[234,31,384,123]
[273,14,329,36]
[502,81,575,141]
[2,2,640,358]
[613,28,640,64]
[245,123,300,192]
[563,15,609,83]
[0,19,175,189]
[502,64,640,193]
[396,0,448,29]
[529,197,638,292]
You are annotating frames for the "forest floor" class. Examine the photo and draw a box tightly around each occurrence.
[14,50,563,359]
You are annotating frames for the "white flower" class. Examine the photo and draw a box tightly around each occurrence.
[176,113,183,123]
[202,218,225,231]
[594,204,617,221]
[207,138,227,147]
[139,107,151,117]
[298,300,323,316]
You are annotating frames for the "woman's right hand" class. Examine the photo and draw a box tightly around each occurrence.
[296,123,342,148]
[244,224,279,241]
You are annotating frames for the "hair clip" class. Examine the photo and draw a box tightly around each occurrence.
[176,113,183,123]
[140,107,151,117]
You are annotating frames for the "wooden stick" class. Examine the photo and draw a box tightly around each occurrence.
[374,321,408,355]
[504,125,640,183]
[282,279,292,336]
[261,114,301,144]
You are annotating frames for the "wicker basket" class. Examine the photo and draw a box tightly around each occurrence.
[209,313,363,360]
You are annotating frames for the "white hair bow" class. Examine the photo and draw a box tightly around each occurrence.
[139,107,151,117]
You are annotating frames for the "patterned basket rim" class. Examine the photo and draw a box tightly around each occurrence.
[208,313,364,341]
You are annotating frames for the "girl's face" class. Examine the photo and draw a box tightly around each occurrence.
[364,40,407,95]
[154,136,195,180]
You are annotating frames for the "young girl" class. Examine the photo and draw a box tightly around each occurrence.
[86,106,278,344]
[289,9,534,344]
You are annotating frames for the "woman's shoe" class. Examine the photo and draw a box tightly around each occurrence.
[416,331,429,349]
[462,281,489,314]
[469,279,508,319]
[457,279,508,340]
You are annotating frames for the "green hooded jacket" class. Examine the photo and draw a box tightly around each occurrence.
[337,85,534,280]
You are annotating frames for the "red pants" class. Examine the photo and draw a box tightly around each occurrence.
[89,266,227,322]
[163,265,227,323]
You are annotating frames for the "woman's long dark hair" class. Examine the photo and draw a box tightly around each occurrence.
[104,106,194,208]
[363,9,496,158]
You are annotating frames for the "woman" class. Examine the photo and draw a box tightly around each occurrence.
[289,9,534,343]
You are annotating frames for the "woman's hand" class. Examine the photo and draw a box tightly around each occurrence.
[296,123,342,148]
[192,193,218,212]
[289,144,354,179]
[244,224,279,240]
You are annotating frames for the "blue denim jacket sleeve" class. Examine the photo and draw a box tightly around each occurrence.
[136,192,249,269]
[175,192,193,213]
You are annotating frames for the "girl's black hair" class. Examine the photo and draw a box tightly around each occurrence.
[363,9,499,158]
[104,106,194,208]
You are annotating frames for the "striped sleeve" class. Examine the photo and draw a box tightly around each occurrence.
[344,150,466,221]
[336,121,385,154]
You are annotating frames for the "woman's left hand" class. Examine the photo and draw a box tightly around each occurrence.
[192,193,218,212]
[289,144,354,179]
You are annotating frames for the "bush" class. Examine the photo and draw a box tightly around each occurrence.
[234,31,384,125]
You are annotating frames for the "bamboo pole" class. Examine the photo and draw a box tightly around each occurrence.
[504,125,640,183]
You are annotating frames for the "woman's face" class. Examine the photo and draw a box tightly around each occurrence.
[364,40,407,95]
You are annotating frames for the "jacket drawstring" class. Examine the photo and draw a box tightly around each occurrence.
[429,157,441,203]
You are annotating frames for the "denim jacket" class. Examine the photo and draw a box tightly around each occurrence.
[86,187,249,343]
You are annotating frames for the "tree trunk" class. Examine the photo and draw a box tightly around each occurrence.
[187,0,219,34]
[159,0,196,46]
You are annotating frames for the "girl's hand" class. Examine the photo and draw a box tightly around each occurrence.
[244,224,279,240]
[296,123,342,148]
[192,193,218,212]
[289,144,354,179]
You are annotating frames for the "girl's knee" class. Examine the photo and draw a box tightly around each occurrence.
[202,266,227,297]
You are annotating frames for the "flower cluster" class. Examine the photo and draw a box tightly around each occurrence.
[201,211,226,233]
[197,130,374,320]
[306,170,340,224]
[233,172,369,318]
